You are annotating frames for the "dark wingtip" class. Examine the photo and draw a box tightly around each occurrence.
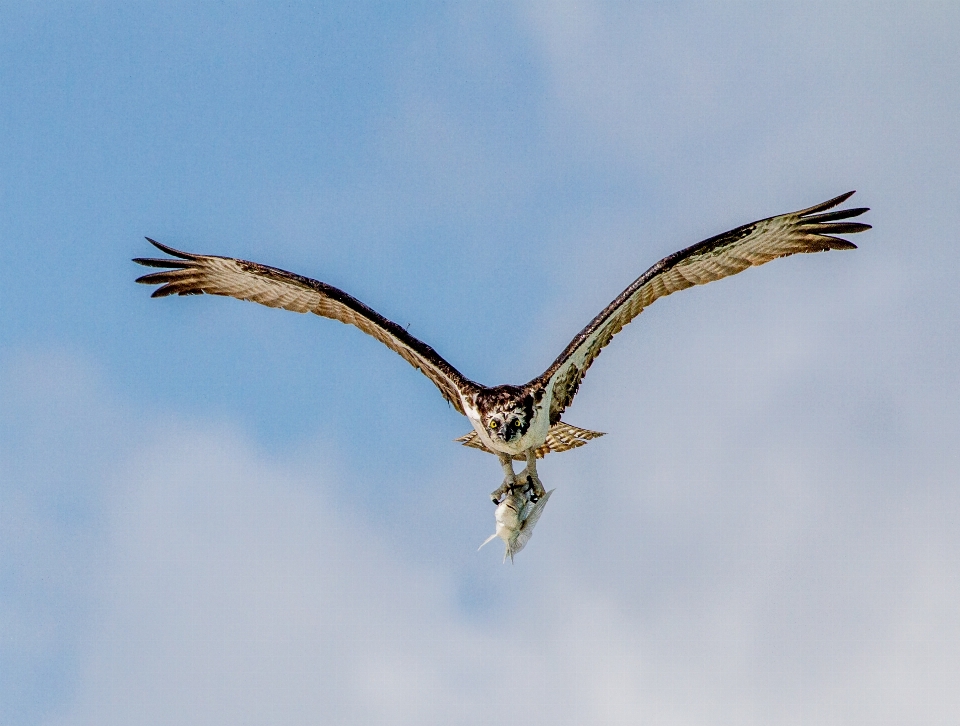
[821,236,858,250]
[831,190,856,207]
[799,191,860,217]
[803,207,870,224]
[824,222,872,234]
[821,190,857,208]
[133,257,192,269]
[143,237,196,260]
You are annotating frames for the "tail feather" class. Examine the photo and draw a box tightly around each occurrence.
[455,422,604,460]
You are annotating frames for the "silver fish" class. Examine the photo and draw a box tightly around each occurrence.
[479,487,554,563]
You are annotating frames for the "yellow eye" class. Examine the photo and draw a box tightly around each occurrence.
[489,420,499,429]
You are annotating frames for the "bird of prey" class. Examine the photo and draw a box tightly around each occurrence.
[135,191,869,556]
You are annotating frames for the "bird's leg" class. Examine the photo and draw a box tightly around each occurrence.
[523,450,546,502]
[491,453,519,504]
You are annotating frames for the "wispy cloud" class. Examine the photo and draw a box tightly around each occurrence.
[3,2,960,724]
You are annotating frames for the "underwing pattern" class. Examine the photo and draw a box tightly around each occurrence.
[135,191,870,558]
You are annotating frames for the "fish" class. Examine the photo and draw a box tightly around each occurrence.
[479,486,554,563]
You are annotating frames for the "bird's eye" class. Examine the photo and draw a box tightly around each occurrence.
[511,419,522,429]
[489,420,499,429]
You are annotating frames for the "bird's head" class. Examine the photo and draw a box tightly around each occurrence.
[476,386,536,444]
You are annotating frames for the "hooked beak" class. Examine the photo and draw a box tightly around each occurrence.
[497,424,520,443]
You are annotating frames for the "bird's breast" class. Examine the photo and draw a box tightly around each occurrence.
[463,405,551,457]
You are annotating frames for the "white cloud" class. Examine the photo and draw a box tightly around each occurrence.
[6,3,960,724]
[6,333,953,726]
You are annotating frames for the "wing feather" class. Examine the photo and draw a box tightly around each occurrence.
[455,421,604,460]
[537,192,870,421]
[134,240,478,412]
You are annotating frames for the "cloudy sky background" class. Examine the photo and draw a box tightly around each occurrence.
[2,2,959,723]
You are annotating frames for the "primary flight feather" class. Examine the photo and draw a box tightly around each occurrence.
[135,191,870,559]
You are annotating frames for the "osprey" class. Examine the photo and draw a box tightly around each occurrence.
[135,192,869,555]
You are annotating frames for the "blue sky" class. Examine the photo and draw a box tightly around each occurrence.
[2,2,959,724]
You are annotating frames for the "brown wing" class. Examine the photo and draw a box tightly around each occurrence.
[455,421,605,460]
[134,239,478,413]
[536,191,871,422]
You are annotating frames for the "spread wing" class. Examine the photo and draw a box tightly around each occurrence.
[134,239,478,413]
[536,191,871,422]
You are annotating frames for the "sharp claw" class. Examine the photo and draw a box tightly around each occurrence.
[491,475,519,505]
[529,477,546,501]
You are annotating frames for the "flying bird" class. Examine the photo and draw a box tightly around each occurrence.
[135,191,869,557]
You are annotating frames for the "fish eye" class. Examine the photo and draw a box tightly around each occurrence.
[489,420,499,429]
